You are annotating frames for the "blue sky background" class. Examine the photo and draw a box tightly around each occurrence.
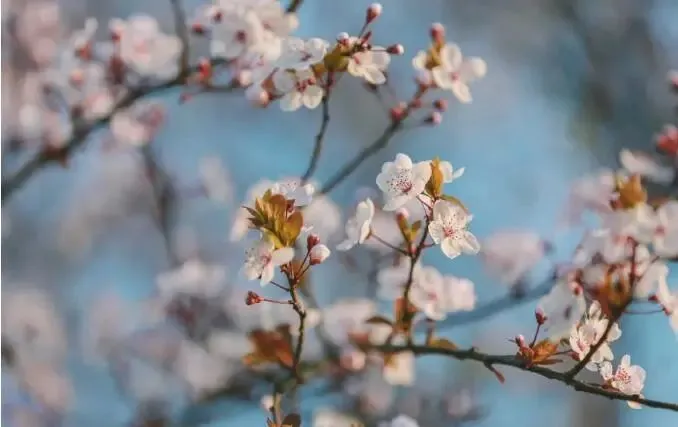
[3,0,678,426]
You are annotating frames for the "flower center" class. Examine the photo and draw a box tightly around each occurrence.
[388,170,413,194]
[235,30,247,43]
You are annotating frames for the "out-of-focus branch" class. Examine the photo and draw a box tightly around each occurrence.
[1,59,234,204]
[374,343,678,412]
[169,0,190,74]
[286,0,304,13]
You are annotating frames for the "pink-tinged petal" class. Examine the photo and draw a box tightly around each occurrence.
[459,57,487,82]
[364,67,386,84]
[440,43,462,70]
[441,238,462,259]
[428,222,445,244]
[627,400,642,410]
[271,247,295,265]
[451,81,472,104]
[431,66,451,89]
[370,50,391,69]
[279,91,303,111]
[432,200,453,221]
[461,231,481,254]
[259,264,274,285]
[413,161,433,182]
[412,51,428,70]
[302,86,324,109]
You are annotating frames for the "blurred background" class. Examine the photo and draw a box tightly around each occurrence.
[2,0,678,426]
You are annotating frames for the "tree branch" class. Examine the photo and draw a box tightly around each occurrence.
[286,0,304,13]
[377,343,678,412]
[301,93,331,183]
[1,59,232,204]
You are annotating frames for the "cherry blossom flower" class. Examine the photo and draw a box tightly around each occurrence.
[408,266,447,320]
[481,230,547,286]
[322,298,376,346]
[383,351,415,385]
[269,178,315,206]
[443,276,476,312]
[377,259,421,300]
[563,169,616,225]
[313,409,363,427]
[346,369,394,415]
[376,154,431,211]
[109,15,181,80]
[337,198,375,250]
[2,289,66,363]
[619,149,675,184]
[363,210,404,253]
[431,43,486,103]
[648,201,678,257]
[242,239,294,285]
[173,340,235,398]
[380,415,420,427]
[569,302,621,371]
[347,47,391,84]
[231,179,276,241]
[207,330,253,360]
[16,362,73,413]
[538,275,586,338]
[428,200,480,259]
[599,355,646,408]
[210,10,265,59]
[310,243,331,264]
[634,261,669,298]
[276,37,329,70]
[156,259,226,299]
[438,160,465,183]
[273,68,324,111]
[656,278,678,333]
[303,196,342,241]
[110,101,165,146]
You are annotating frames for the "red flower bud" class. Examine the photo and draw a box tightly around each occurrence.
[245,291,263,306]
[433,99,447,112]
[366,3,383,23]
[307,233,321,251]
[386,44,404,55]
[535,308,547,325]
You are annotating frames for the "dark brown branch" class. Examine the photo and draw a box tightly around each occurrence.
[286,0,304,13]
[1,59,233,204]
[377,343,678,412]
[301,94,331,183]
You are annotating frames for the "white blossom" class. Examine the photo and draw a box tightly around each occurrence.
[303,196,342,241]
[430,43,486,103]
[380,415,420,427]
[563,170,616,224]
[337,198,375,250]
[383,351,415,386]
[347,45,391,84]
[443,276,476,312]
[210,10,265,59]
[173,341,235,398]
[569,302,621,371]
[109,14,181,80]
[599,355,646,408]
[656,278,678,334]
[242,239,294,285]
[322,299,376,346]
[276,37,328,70]
[313,409,363,427]
[428,200,480,259]
[200,157,233,203]
[376,154,431,211]
[538,275,586,338]
[310,244,331,264]
[110,101,165,146]
[273,68,324,111]
[619,149,675,184]
[156,259,226,299]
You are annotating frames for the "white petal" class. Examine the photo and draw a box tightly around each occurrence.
[363,67,386,85]
[302,86,324,109]
[460,57,487,82]
[279,92,303,111]
[461,231,481,254]
[441,238,462,259]
[271,247,295,265]
[428,222,445,244]
[440,43,462,69]
[431,66,451,88]
[259,264,274,285]
[412,51,428,71]
[451,82,472,103]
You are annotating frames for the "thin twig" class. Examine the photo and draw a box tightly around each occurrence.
[286,0,304,13]
[301,93,331,183]
[374,343,678,412]
[1,58,233,204]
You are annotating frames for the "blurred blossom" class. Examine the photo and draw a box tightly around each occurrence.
[173,340,235,399]
[322,298,376,346]
[156,258,226,300]
[379,414,419,427]
[363,210,404,253]
[303,195,343,242]
[619,149,675,184]
[14,0,62,66]
[2,288,66,363]
[199,156,234,204]
[207,330,252,360]
[481,230,547,286]
[346,367,394,416]
[562,169,615,225]
[313,408,363,427]
[16,362,73,413]
[110,102,166,147]
[383,350,415,386]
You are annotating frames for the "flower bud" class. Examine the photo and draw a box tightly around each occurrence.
[389,103,406,122]
[245,291,263,305]
[433,99,447,112]
[515,334,526,348]
[310,244,331,265]
[191,23,206,35]
[415,70,432,88]
[306,233,321,251]
[424,111,442,126]
[535,308,547,325]
[386,44,404,55]
[366,3,383,23]
[198,58,212,80]
[430,22,445,46]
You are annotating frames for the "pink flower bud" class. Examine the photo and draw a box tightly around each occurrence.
[245,291,263,305]
[389,103,406,122]
[535,308,547,325]
[430,22,445,45]
[433,99,447,112]
[366,3,383,23]
[515,334,526,348]
[306,233,321,251]
[191,23,206,35]
[310,244,331,265]
[415,70,432,88]
[425,111,442,126]
[386,44,404,55]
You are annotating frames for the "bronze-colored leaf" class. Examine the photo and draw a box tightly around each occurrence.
[428,337,458,351]
[282,210,304,246]
[281,413,302,427]
[426,158,444,198]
